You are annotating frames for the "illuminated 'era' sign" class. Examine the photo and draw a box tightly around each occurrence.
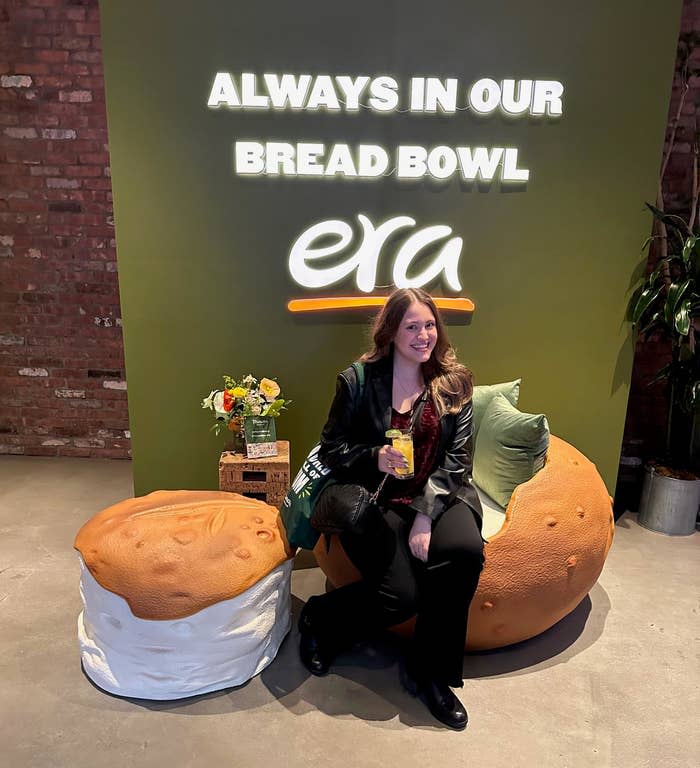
[289,213,461,290]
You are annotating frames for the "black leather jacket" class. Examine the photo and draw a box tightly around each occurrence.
[318,355,482,529]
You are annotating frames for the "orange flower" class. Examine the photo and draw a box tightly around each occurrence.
[223,390,235,412]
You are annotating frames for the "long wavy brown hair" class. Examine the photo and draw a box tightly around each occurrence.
[361,288,473,415]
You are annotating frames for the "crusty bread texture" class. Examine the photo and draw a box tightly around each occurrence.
[75,490,292,620]
[315,435,614,650]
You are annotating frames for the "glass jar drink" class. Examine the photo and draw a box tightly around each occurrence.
[392,429,414,479]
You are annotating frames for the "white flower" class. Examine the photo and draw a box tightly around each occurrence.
[201,390,216,410]
[212,391,226,415]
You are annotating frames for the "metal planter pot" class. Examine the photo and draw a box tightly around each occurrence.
[637,465,700,536]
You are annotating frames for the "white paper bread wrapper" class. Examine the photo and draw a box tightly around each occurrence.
[77,555,292,699]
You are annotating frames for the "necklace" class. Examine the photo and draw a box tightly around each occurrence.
[393,369,425,410]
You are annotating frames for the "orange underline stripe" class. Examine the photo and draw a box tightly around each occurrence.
[287,296,475,313]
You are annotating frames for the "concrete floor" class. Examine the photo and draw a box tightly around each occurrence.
[1,456,699,768]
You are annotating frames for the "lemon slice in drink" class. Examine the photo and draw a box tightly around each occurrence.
[385,429,402,439]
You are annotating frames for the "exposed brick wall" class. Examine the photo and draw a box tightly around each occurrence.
[0,0,129,458]
[620,0,700,476]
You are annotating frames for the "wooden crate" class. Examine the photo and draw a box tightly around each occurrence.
[218,440,290,508]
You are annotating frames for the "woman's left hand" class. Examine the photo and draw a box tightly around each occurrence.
[408,513,432,562]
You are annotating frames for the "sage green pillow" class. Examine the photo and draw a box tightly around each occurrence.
[472,379,521,438]
[472,393,550,508]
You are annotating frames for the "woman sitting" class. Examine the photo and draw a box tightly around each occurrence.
[299,288,484,730]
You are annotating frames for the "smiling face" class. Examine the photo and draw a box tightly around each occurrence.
[393,301,438,367]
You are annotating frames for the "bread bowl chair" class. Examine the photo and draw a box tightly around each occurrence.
[313,435,615,651]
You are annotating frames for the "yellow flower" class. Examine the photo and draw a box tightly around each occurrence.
[231,387,247,398]
[259,377,281,402]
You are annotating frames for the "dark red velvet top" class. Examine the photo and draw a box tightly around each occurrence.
[384,397,441,507]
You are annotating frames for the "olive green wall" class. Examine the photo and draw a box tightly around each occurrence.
[100,1,681,495]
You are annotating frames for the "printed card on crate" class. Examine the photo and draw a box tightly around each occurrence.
[244,416,278,458]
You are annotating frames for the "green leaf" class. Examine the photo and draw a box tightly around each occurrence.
[262,398,288,418]
[682,235,699,270]
[647,259,670,287]
[639,310,662,339]
[629,255,651,291]
[645,202,691,236]
[674,298,691,335]
[647,363,673,386]
[640,234,662,253]
[631,284,663,325]
[664,280,691,325]
[625,284,644,322]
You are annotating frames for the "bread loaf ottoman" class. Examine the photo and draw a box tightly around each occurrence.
[74,490,293,699]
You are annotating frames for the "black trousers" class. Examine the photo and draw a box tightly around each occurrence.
[306,497,484,687]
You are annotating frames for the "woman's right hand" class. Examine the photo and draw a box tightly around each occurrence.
[378,445,408,477]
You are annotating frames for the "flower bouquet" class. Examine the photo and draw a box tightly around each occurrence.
[202,374,289,438]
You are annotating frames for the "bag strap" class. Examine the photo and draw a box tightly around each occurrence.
[351,360,365,412]
[409,388,427,430]
[348,361,389,502]
[369,473,389,504]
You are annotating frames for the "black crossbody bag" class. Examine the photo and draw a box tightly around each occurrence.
[311,389,427,535]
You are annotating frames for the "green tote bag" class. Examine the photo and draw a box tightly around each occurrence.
[280,362,365,550]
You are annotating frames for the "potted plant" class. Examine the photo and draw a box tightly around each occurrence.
[627,35,700,535]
